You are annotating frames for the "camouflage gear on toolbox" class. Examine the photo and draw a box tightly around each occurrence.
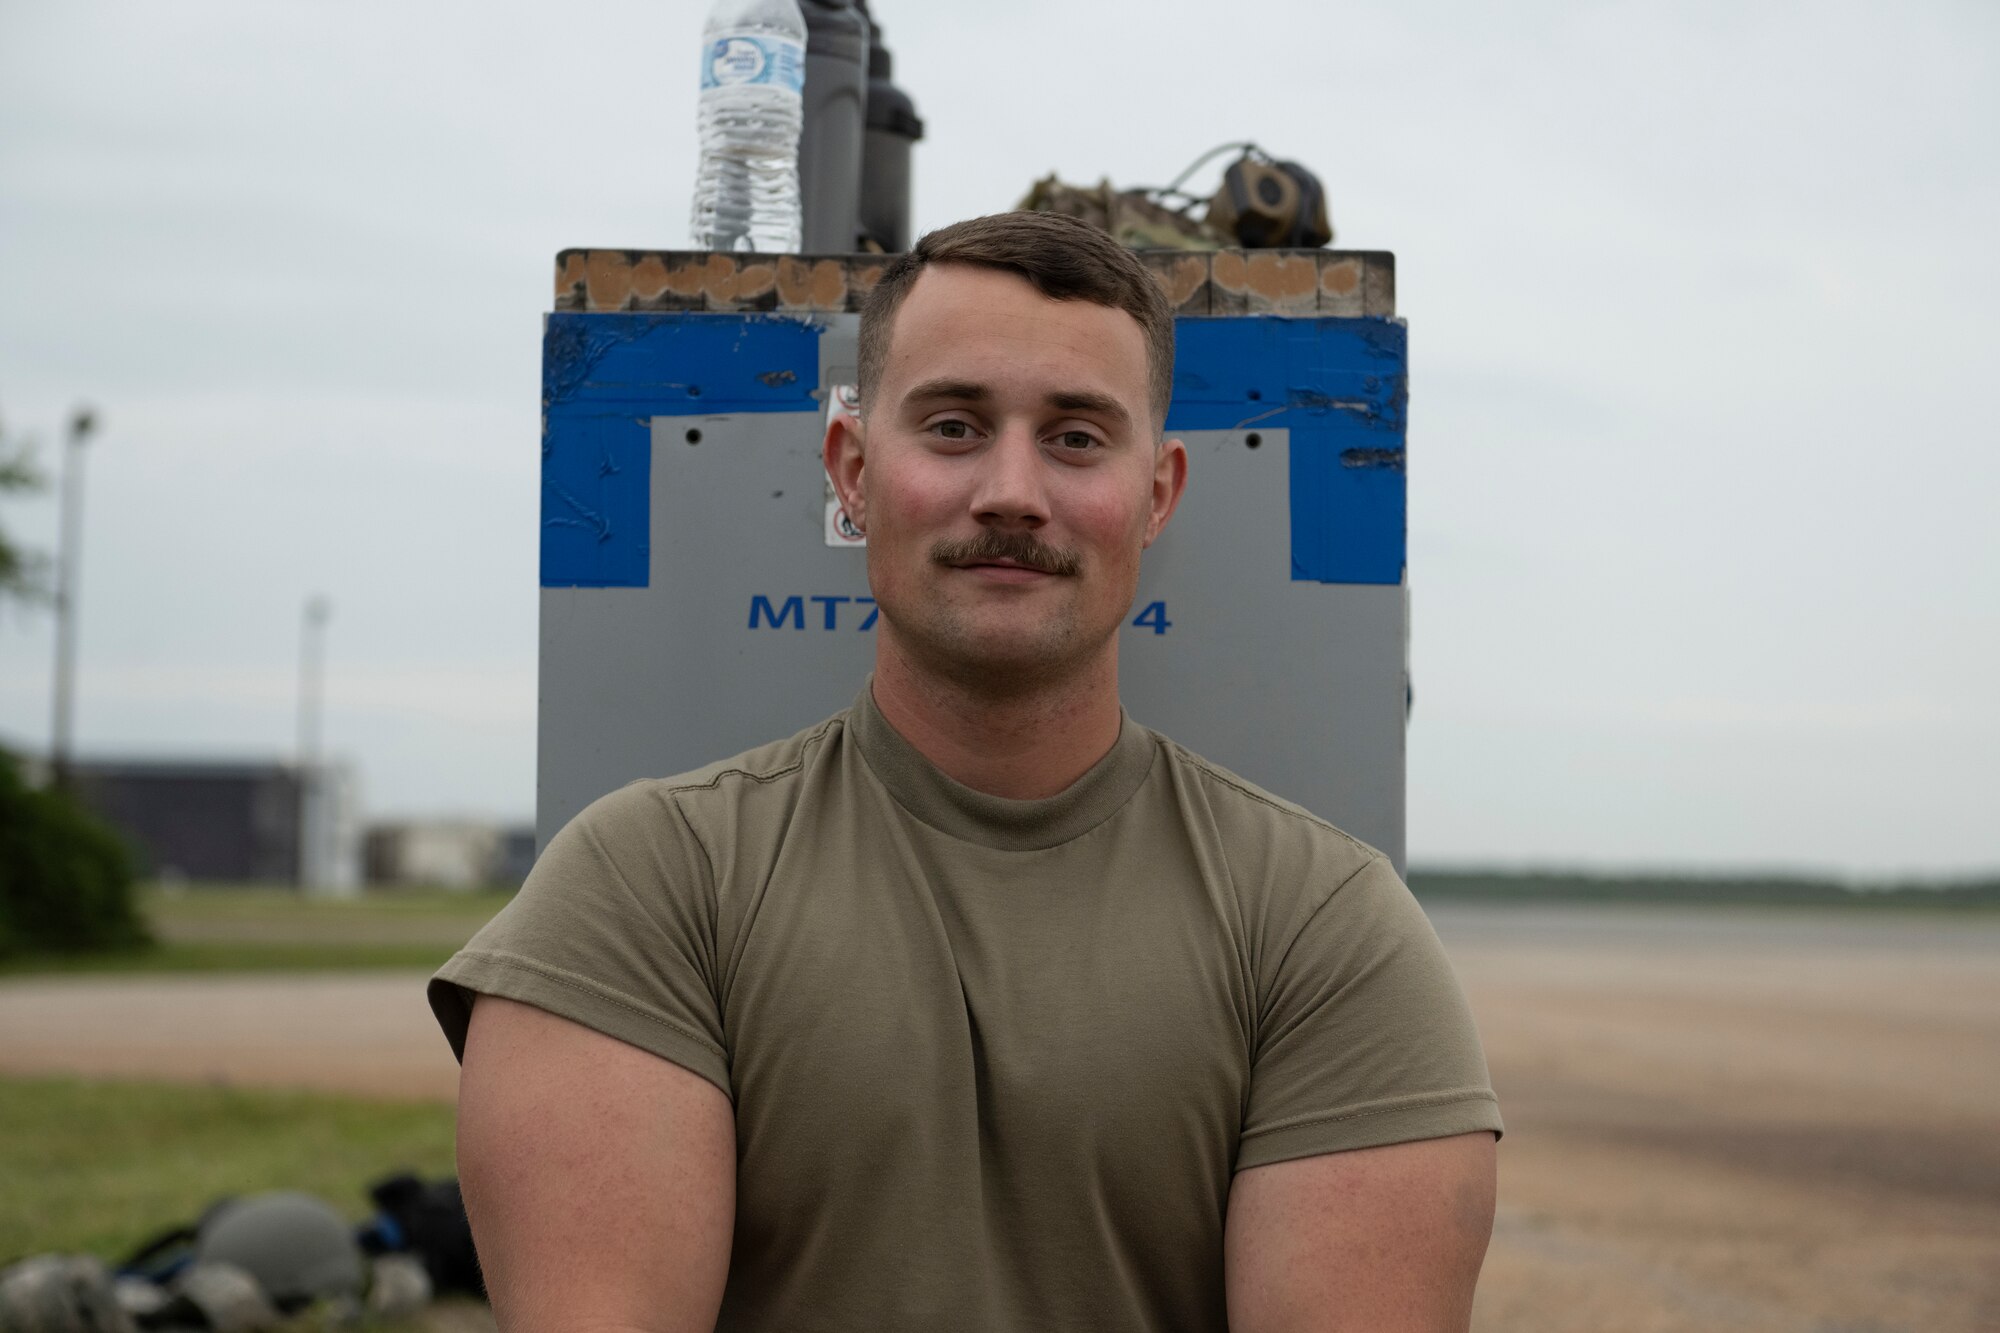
[1017,174,1226,249]
[1018,145,1334,252]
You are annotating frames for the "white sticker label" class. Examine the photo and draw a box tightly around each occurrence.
[702,33,806,93]
[823,383,866,547]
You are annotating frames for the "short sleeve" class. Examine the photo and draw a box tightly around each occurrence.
[427,781,732,1098]
[1237,855,1501,1170]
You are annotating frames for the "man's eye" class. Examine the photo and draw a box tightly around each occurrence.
[933,420,973,440]
[1056,430,1098,450]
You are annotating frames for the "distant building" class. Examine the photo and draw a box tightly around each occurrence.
[365,819,535,891]
[66,757,361,894]
[492,825,538,886]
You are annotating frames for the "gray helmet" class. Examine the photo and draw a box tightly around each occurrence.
[164,1263,283,1333]
[192,1193,363,1313]
[364,1255,432,1323]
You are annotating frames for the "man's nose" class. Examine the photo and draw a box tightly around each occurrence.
[967,423,1049,528]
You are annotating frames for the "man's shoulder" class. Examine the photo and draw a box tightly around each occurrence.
[572,709,849,839]
[1143,727,1387,874]
[650,711,848,797]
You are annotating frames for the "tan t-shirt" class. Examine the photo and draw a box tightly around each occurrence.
[430,686,1501,1332]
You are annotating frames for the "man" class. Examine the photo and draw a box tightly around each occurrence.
[430,211,1501,1332]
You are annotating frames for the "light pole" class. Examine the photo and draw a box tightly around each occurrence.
[297,594,331,890]
[49,405,97,792]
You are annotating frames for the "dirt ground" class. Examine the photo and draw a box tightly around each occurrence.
[1435,905,2000,1333]
[0,971,462,1099]
[3,904,1996,1332]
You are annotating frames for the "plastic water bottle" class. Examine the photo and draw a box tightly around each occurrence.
[690,0,806,253]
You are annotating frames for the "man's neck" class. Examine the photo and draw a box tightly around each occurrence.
[869,641,1124,800]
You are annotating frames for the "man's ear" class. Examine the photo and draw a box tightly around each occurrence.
[823,410,866,534]
[1142,436,1189,549]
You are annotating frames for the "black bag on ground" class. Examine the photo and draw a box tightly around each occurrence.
[358,1174,484,1300]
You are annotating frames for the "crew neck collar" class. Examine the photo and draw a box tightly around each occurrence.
[847,679,1156,852]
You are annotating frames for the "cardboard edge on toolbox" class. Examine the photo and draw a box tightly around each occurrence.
[554,250,1395,318]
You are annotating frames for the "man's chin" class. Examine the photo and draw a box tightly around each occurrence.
[898,621,1099,693]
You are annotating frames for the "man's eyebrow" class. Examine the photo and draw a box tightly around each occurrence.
[901,378,990,406]
[1046,390,1130,428]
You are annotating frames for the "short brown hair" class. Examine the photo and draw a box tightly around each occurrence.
[857,211,1176,430]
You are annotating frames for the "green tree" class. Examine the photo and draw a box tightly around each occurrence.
[0,412,49,604]
[0,747,148,957]
[0,409,148,957]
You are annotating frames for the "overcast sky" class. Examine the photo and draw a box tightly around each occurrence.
[2,0,1994,876]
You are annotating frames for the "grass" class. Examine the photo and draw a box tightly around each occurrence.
[0,1074,458,1266]
[13,869,1998,976]
[0,885,513,977]
[141,886,511,926]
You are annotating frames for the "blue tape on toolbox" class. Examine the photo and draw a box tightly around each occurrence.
[541,314,823,587]
[1167,317,1407,584]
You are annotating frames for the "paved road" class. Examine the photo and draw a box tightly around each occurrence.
[0,971,459,1100]
[1431,903,2000,1333]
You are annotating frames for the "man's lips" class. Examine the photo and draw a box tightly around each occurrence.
[950,558,1058,581]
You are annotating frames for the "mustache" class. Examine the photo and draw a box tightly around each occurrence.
[931,531,1081,577]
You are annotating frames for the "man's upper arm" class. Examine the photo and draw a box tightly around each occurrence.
[1226,843,1502,1329]
[1224,1132,1497,1333]
[457,995,736,1333]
